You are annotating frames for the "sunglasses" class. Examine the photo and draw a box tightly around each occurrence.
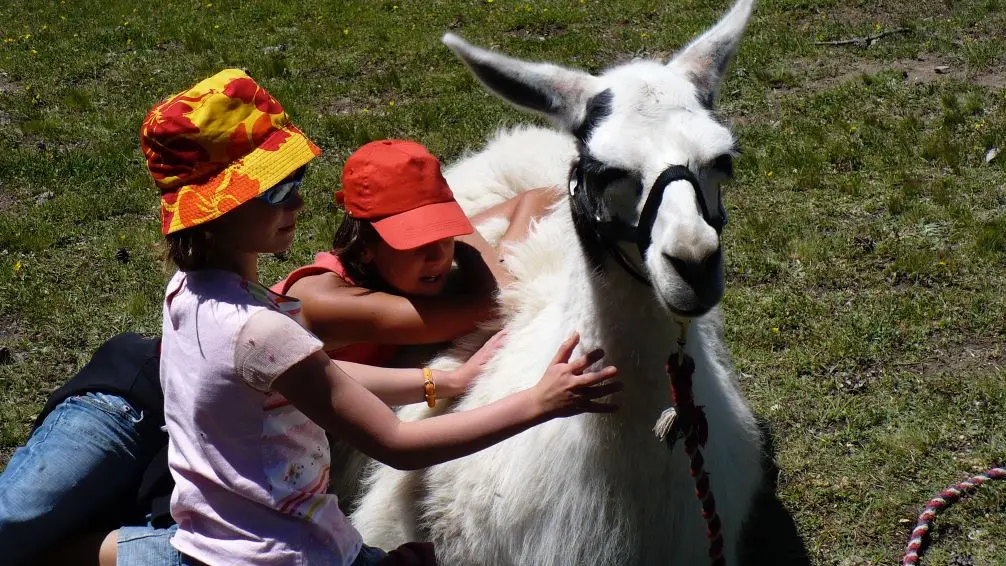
[258,167,306,205]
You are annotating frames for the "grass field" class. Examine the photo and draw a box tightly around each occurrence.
[2,0,1005,563]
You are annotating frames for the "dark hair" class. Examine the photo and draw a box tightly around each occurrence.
[331,215,381,285]
[165,227,212,271]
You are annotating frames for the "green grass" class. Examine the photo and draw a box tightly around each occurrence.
[1,0,1005,563]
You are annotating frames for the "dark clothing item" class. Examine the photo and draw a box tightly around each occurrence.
[33,332,174,528]
[35,333,164,431]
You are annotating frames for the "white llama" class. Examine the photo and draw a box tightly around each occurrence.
[350,1,765,564]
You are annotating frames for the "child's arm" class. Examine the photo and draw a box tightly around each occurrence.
[455,187,561,288]
[334,331,505,405]
[288,269,496,349]
[273,333,620,471]
[469,187,561,253]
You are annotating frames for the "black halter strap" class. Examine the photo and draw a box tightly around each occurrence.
[636,165,706,261]
[588,165,707,287]
[571,161,720,287]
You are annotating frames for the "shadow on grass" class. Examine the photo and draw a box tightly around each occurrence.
[740,419,811,566]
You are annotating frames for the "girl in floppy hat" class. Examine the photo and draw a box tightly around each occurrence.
[0,74,560,566]
[150,70,617,566]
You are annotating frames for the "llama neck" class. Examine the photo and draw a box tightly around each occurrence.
[560,208,685,414]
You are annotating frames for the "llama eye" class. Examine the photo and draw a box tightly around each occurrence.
[568,165,581,196]
[712,154,734,178]
[603,176,643,225]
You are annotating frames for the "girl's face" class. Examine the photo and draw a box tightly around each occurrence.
[211,192,305,256]
[366,237,455,296]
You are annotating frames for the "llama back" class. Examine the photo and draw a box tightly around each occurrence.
[444,125,576,215]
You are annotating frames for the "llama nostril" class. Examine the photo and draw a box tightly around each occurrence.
[664,249,721,283]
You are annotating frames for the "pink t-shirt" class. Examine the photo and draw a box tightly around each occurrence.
[160,269,363,565]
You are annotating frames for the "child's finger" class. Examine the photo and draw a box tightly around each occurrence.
[576,366,619,387]
[549,332,580,365]
[489,329,508,348]
[568,348,605,373]
[575,379,623,400]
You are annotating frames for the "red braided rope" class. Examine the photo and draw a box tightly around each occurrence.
[667,352,725,566]
[902,466,1006,565]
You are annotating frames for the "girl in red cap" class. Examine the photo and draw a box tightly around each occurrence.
[273,139,558,369]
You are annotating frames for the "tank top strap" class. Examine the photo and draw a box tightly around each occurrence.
[270,252,354,295]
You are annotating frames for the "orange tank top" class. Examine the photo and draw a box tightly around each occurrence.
[271,252,398,366]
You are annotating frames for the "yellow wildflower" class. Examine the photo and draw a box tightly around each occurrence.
[13,260,22,274]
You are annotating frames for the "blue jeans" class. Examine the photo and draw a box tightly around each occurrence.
[351,545,388,566]
[0,392,154,566]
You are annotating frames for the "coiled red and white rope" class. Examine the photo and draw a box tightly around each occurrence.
[902,466,1006,565]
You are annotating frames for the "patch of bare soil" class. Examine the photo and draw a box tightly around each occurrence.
[803,53,960,91]
[504,22,569,41]
[0,314,19,343]
[0,71,17,94]
[816,0,951,28]
[793,54,1004,92]
[919,340,1003,378]
[323,96,360,116]
[888,338,1005,381]
[0,186,14,212]
[975,67,1006,90]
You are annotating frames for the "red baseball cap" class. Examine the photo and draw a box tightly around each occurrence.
[337,140,473,250]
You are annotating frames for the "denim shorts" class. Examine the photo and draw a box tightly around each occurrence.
[118,523,183,566]
[351,544,388,566]
[0,392,151,566]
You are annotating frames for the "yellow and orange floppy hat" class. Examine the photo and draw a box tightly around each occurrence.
[141,68,321,235]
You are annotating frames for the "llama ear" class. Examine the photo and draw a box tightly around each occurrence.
[668,0,754,109]
[443,33,602,133]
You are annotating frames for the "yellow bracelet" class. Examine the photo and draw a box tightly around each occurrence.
[422,367,436,408]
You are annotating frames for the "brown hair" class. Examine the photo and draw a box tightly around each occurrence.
[165,227,212,271]
[331,215,381,285]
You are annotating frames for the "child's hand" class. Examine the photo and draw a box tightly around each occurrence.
[443,330,507,396]
[531,333,621,419]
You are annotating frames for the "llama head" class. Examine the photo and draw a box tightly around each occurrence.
[444,0,752,317]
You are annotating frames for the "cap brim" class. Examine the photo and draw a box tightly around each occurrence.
[370,201,474,250]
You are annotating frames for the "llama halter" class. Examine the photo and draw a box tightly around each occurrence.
[652,318,726,566]
[568,160,727,287]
